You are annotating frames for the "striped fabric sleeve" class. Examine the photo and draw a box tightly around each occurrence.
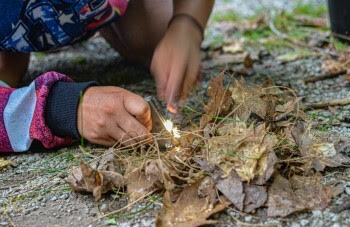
[0,72,74,153]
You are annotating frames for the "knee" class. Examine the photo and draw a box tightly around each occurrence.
[0,52,29,87]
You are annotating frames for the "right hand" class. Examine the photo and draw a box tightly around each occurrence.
[77,86,152,146]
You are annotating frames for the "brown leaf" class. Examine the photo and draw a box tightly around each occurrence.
[66,161,124,201]
[243,184,267,213]
[275,97,303,121]
[126,159,175,204]
[229,79,267,120]
[209,123,278,181]
[291,122,350,171]
[156,179,230,227]
[216,170,245,211]
[252,151,278,185]
[194,158,267,213]
[267,174,305,217]
[267,173,335,217]
[200,72,232,128]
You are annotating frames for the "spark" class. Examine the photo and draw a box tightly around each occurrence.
[164,119,181,138]
[164,120,174,132]
[172,127,181,139]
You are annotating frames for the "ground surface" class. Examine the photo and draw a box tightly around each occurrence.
[2,0,350,226]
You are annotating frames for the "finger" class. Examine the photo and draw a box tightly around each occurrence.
[164,55,187,111]
[123,93,152,127]
[87,137,117,147]
[181,60,200,102]
[151,53,169,101]
[118,112,151,143]
[108,125,139,147]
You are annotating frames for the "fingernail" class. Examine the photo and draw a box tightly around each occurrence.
[166,103,178,114]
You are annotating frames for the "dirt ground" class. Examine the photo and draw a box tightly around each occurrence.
[1,0,350,226]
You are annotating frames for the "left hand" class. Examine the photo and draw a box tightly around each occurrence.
[150,18,202,113]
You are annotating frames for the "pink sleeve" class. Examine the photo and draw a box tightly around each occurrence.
[0,72,73,153]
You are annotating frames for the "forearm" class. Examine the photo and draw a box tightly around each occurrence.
[173,0,214,29]
[0,72,97,152]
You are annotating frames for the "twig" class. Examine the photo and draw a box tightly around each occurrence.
[304,70,347,83]
[303,98,350,110]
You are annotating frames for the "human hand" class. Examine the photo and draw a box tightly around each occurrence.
[77,86,152,146]
[150,18,202,113]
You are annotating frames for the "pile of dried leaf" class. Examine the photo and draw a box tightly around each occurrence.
[65,72,350,226]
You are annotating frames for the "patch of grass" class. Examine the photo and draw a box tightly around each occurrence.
[293,2,327,18]
[212,10,239,22]
[243,28,271,40]
[331,36,349,52]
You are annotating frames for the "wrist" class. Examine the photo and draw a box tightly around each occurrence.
[168,14,203,45]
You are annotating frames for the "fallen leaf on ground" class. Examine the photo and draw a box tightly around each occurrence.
[215,170,245,211]
[229,79,267,120]
[126,159,175,204]
[291,122,350,171]
[156,178,230,227]
[275,97,303,121]
[209,123,277,181]
[267,173,335,217]
[66,161,124,201]
[243,184,267,213]
[200,71,232,128]
[0,158,15,170]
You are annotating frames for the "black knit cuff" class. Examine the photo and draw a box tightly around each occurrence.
[45,81,98,138]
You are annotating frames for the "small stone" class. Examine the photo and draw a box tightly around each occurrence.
[100,204,108,212]
[291,223,301,227]
[345,187,350,195]
[300,219,309,226]
[51,196,57,201]
[244,216,252,222]
[331,223,341,227]
[60,194,69,200]
[0,222,9,226]
[312,210,322,216]
[332,215,340,222]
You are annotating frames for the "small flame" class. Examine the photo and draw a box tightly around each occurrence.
[164,120,181,139]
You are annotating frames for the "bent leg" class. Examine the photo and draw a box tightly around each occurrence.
[100,0,172,66]
[0,52,30,87]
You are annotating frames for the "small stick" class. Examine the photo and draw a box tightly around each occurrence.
[304,70,347,83]
[303,98,350,110]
